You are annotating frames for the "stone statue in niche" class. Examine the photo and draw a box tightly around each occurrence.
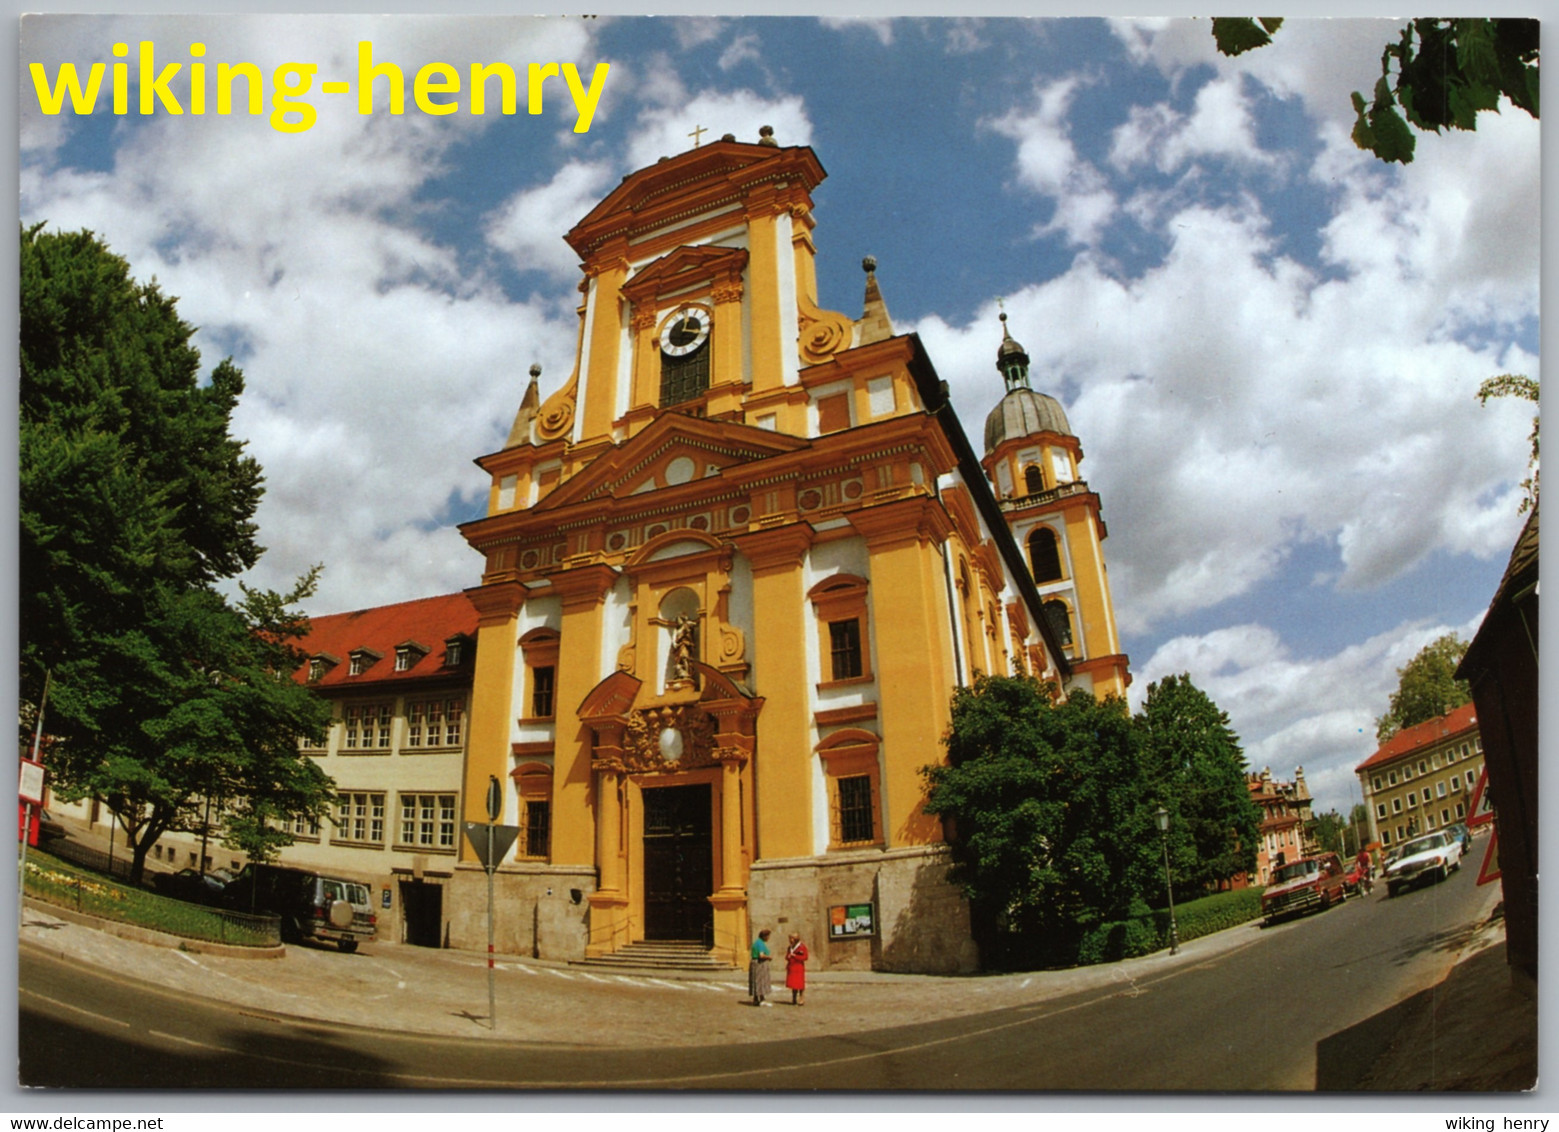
[651,613,700,688]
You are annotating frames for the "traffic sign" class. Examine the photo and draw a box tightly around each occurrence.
[18,758,44,806]
[485,775,503,822]
[1467,767,1495,827]
[1476,826,1502,886]
[464,822,520,872]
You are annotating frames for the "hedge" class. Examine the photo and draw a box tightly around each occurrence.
[1075,888,1263,966]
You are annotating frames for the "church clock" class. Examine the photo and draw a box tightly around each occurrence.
[659,304,712,406]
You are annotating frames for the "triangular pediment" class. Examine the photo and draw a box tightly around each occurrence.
[535,414,809,512]
[567,142,826,259]
[622,246,748,304]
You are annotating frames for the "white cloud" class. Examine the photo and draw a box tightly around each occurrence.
[1110,76,1278,175]
[487,161,616,280]
[719,33,762,72]
[986,78,1116,247]
[818,18,893,47]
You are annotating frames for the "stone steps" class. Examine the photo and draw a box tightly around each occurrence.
[573,939,734,971]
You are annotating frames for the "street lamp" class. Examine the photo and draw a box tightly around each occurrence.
[1154,805,1181,956]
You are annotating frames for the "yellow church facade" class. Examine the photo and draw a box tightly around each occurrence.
[449,132,1129,972]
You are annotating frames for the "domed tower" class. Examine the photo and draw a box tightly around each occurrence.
[980,313,1130,698]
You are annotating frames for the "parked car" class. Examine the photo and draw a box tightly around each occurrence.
[153,867,231,906]
[1384,831,1462,897]
[1444,822,1472,856]
[222,863,377,952]
[1261,852,1349,925]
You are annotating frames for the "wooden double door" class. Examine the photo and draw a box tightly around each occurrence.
[642,783,713,942]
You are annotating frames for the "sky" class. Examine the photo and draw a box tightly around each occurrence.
[18,14,1540,820]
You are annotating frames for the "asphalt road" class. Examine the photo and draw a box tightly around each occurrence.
[19,861,1492,1091]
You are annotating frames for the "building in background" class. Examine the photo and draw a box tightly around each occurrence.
[1355,702,1484,852]
[1248,766,1316,885]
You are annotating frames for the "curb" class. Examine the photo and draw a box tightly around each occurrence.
[23,896,286,960]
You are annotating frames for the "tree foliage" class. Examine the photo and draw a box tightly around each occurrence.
[1374,633,1471,743]
[925,678,1156,955]
[20,225,333,882]
[1212,18,1539,164]
[1136,674,1260,893]
[1478,374,1539,513]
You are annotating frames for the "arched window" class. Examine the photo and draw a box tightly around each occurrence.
[1023,465,1045,495]
[1043,599,1074,649]
[1028,527,1063,583]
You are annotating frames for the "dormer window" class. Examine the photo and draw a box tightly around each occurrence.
[394,642,429,672]
[348,648,382,676]
[444,636,472,667]
[307,654,340,683]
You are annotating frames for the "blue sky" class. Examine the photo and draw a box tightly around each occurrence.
[20,15,1540,818]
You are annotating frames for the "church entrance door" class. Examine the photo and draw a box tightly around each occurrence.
[642,783,713,942]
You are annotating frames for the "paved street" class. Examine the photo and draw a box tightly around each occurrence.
[19,854,1524,1091]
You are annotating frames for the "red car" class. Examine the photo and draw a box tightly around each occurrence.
[1262,853,1349,925]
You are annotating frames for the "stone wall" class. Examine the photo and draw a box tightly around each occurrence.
[748,845,978,974]
[444,864,596,960]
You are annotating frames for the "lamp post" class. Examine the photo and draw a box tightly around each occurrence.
[1154,805,1181,956]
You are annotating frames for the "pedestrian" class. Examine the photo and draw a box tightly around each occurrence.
[749,928,773,1006]
[785,932,809,1006]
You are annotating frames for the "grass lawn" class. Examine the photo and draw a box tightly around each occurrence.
[23,847,277,947]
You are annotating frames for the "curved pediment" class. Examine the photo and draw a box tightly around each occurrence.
[622,246,748,306]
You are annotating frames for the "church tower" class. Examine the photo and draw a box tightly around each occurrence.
[980,313,1130,698]
[453,131,1072,973]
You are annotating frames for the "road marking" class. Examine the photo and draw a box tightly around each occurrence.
[174,951,202,967]
[646,978,687,992]
[613,975,639,985]
[1019,978,1032,989]
[19,987,131,1029]
[690,982,730,993]
[543,968,576,980]
[150,1029,240,1055]
[575,971,611,983]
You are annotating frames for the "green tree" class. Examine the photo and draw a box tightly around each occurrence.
[925,676,1156,966]
[1374,633,1471,743]
[20,225,333,882]
[1477,374,1539,513]
[1212,18,1539,164]
[1136,674,1260,893]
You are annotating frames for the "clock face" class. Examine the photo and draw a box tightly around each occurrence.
[659,307,710,357]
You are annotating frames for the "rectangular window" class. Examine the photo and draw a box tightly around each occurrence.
[1403,766,1412,780]
[1441,808,1451,824]
[531,666,556,719]
[344,703,392,750]
[405,698,465,748]
[1451,777,1462,792]
[1427,814,1437,829]
[1437,781,1447,798]
[1389,771,1398,785]
[1372,776,1382,791]
[1407,791,1417,807]
[1392,797,1402,814]
[1396,825,1405,840]
[1456,801,1466,818]
[1376,803,1387,819]
[289,813,320,839]
[525,800,551,858]
[1467,770,1477,789]
[1418,760,1427,774]
[829,619,863,681]
[1382,830,1392,846]
[336,791,385,845]
[838,775,874,844]
[399,793,456,849]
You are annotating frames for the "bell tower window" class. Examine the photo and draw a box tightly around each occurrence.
[659,306,711,407]
[1028,526,1063,584]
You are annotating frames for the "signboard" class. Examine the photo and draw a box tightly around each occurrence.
[382,886,392,909]
[463,822,520,872]
[1476,827,1502,886]
[1467,767,1495,827]
[18,758,45,806]
[485,775,502,822]
[828,902,876,939]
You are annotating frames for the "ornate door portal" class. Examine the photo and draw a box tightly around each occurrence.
[642,784,713,942]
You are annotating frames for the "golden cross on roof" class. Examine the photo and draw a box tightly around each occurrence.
[688,124,708,148]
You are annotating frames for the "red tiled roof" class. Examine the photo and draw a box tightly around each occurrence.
[290,592,479,689]
[1355,701,1478,773]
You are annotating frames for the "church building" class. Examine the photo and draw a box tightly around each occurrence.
[448,130,1130,972]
